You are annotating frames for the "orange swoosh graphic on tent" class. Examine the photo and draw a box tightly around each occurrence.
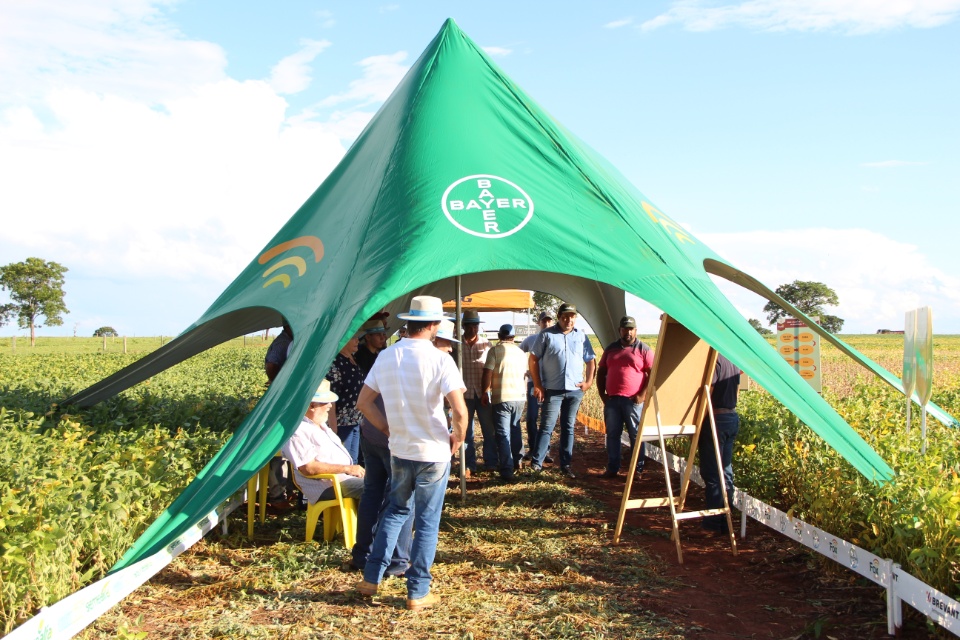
[258,236,323,290]
[258,236,324,264]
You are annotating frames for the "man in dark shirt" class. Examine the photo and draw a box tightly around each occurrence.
[356,320,388,376]
[699,354,741,533]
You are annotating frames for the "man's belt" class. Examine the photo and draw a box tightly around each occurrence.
[714,407,736,414]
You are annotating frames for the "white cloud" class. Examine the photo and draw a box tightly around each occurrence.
[701,228,960,332]
[318,52,409,108]
[0,0,227,108]
[482,46,512,57]
[314,9,336,28]
[269,39,332,95]
[641,0,960,33]
[861,159,928,168]
[605,17,635,28]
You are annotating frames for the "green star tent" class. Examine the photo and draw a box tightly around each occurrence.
[68,19,948,571]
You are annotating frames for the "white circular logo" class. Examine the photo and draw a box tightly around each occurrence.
[441,174,534,239]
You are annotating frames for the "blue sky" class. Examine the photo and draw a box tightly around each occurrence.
[1,0,958,337]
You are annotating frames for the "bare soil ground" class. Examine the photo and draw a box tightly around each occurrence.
[80,427,938,639]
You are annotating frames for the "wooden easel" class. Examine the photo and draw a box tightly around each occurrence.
[612,315,737,563]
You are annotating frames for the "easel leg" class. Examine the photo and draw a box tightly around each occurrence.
[614,402,646,544]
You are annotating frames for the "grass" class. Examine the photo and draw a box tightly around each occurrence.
[78,475,683,640]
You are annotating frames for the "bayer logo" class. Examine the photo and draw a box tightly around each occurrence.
[441,175,534,239]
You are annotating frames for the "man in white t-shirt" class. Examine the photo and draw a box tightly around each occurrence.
[281,380,365,503]
[355,296,468,612]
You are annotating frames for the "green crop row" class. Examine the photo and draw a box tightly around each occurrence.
[0,344,270,634]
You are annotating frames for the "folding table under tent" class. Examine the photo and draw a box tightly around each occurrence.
[65,18,951,574]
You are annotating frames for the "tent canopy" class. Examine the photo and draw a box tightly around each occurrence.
[65,19,944,571]
[442,289,533,312]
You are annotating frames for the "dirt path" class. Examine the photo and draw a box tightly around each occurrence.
[566,429,935,639]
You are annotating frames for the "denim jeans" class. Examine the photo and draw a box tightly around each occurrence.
[493,401,524,477]
[351,438,412,576]
[363,457,450,599]
[465,397,497,470]
[337,423,361,465]
[698,411,740,531]
[532,388,584,469]
[525,380,539,453]
[604,396,645,473]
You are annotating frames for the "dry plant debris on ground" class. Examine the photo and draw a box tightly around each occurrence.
[79,430,938,639]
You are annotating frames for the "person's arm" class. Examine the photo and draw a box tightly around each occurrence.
[636,348,655,404]
[596,365,608,404]
[579,358,596,391]
[356,384,388,435]
[328,403,338,432]
[446,387,468,454]
[529,353,545,402]
[264,362,281,384]
[299,459,364,478]
[481,368,493,406]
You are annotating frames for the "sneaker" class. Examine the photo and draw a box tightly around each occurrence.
[357,580,379,597]
[406,591,440,611]
[521,454,532,462]
[600,470,620,479]
[530,465,543,474]
[340,560,361,573]
[560,466,576,479]
[544,455,555,464]
[499,473,520,484]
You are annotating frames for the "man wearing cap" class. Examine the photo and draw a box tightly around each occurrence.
[281,380,366,505]
[355,295,468,611]
[597,316,655,478]
[529,303,596,479]
[519,311,554,461]
[481,324,528,482]
[459,309,497,475]
[356,319,388,377]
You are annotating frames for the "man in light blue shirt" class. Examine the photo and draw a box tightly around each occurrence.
[528,302,596,479]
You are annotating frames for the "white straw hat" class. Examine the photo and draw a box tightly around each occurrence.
[311,379,339,404]
[435,319,460,343]
[397,295,447,321]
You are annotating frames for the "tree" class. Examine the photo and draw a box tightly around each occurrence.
[0,258,69,347]
[762,280,844,333]
[748,318,772,335]
[93,326,119,337]
[532,291,562,318]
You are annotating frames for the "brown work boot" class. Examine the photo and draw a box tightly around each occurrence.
[406,591,440,611]
[357,580,379,597]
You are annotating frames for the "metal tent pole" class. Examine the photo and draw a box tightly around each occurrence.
[456,276,467,499]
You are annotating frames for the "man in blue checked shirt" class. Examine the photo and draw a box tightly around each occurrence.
[528,302,596,479]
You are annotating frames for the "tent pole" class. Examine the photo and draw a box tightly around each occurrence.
[456,276,467,499]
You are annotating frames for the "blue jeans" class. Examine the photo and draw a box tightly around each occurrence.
[525,380,539,453]
[493,401,524,477]
[604,396,645,473]
[465,397,497,470]
[532,388,583,469]
[351,438,412,576]
[363,457,450,599]
[698,412,740,531]
[337,423,361,465]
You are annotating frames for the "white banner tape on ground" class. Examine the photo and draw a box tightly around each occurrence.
[649,444,957,637]
[8,495,242,640]
[892,564,960,634]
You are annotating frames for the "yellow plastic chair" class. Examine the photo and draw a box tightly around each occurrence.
[295,473,358,549]
[247,452,283,537]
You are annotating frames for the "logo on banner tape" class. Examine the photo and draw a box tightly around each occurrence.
[793,521,803,539]
[870,559,881,579]
[778,514,787,533]
[829,539,839,555]
[849,547,859,569]
[442,175,534,239]
[927,592,960,620]
[812,531,821,550]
